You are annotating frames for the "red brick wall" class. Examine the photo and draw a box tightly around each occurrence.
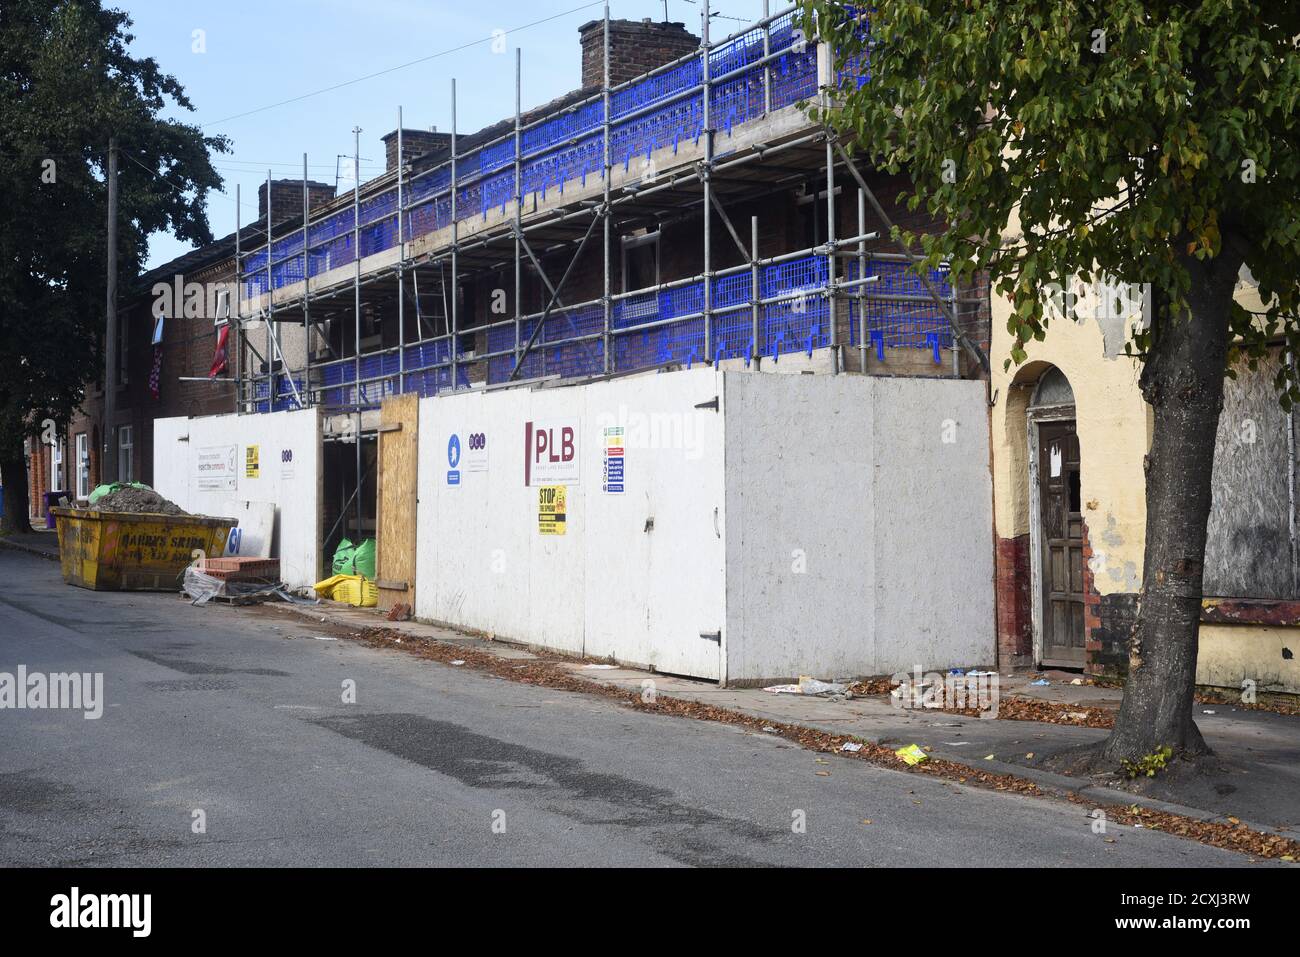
[578,19,699,88]
[995,534,1032,666]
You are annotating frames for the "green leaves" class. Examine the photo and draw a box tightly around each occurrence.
[0,0,226,439]
[803,0,1300,402]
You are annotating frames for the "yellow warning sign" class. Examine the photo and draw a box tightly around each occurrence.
[538,485,566,535]
[245,444,260,479]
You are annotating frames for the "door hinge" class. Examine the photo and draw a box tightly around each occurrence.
[699,630,722,644]
[694,396,719,411]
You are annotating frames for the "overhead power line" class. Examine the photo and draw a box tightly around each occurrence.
[200,0,612,130]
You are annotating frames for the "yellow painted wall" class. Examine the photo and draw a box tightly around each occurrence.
[1198,624,1300,694]
[987,227,1298,695]
[989,285,1149,595]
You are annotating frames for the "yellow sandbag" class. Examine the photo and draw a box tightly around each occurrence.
[313,573,378,607]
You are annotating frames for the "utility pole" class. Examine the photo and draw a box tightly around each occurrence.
[102,136,119,485]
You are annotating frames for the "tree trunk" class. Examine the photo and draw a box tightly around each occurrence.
[0,436,35,537]
[1101,248,1244,764]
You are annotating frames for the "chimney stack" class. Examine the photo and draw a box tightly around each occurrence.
[577,19,699,89]
[381,128,453,172]
[258,179,334,226]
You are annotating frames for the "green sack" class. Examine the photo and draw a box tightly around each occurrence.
[332,538,356,575]
[88,481,150,506]
[352,538,376,580]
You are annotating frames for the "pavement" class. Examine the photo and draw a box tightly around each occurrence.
[0,546,1278,867]
[0,529,61,561]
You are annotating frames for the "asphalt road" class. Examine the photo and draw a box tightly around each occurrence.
[0,547,1257,867]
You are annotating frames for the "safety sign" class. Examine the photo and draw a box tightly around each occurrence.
[602,426,624,493]
[447,433,461,486]
[538,485,566,535]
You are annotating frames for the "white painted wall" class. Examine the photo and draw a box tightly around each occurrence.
[153,408,322,587]
[413,368,993,684]
[414,368,726,678]
[723,374,994,682]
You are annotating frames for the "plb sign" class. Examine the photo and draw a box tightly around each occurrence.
[524,419,579,486]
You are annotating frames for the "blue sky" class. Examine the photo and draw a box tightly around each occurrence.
[119,0,769,268]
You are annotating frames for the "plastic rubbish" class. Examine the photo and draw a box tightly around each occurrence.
[840,741,863,753]
[799,675,848,695]
[331,539,356,575]
[895,744,928,765]
[1030,678,1050,686]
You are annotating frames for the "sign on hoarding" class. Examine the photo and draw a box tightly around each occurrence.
[195,445,237,491]
[524,420,579,486]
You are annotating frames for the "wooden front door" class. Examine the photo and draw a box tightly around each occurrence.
[1038,421,1085,667]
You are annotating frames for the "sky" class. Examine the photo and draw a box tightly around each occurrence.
[118,0,772,268]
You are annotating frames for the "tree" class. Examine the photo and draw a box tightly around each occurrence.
[0,0,227,534]
[803,0,1300,763]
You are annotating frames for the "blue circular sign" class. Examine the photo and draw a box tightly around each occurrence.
[447,433,461,468]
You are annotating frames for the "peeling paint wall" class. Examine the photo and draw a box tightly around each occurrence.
[1198,624,1300,694]
[988,230,1300,693]
[1204,353,1297,599]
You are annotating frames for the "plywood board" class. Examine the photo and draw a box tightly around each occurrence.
[376,394,419,611]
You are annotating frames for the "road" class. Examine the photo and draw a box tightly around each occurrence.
[0,547,1256,867]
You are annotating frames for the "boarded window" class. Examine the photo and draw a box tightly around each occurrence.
[1203,352,1298,599]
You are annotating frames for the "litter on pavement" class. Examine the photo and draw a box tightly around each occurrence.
[895,744,928,766]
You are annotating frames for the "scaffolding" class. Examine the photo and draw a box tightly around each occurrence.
[231,2,988,415]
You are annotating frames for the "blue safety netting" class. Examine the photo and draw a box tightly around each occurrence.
[241,8,830,299]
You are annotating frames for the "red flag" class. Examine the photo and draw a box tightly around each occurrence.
[209,324,230,378]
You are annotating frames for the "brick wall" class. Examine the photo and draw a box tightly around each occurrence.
[995,534,1033,667]
[1081,518,1137,676]
[578,18,699,88]
[258,179,336,226]
[382,129,452,172]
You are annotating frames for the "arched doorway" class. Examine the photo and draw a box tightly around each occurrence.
[1027,367,1085,667]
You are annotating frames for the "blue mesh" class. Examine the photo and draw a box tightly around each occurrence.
[241,8,863,359]
[712,308,754,362]
[611,95,703,169]
[522,100,604,157]
[480,168,517,215]
[770,47,818,109]
[253,375,303,413]
[521,133,602,198]
[613,290,659,330]
[611,58,700,120]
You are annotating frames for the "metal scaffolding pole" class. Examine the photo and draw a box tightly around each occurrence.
[450,79,459,392]
[857,187,867,372]
[825,135,838,374]
[701,0,713,363]
[303,152,312,407]
[514,50,523,372]
[762,0,771,115]
[397,110,405,395]
[601,4,612,374]
[352,125,362,535]
[750,215,760,366]
[265,169,274,407]
[234,183,243,414]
